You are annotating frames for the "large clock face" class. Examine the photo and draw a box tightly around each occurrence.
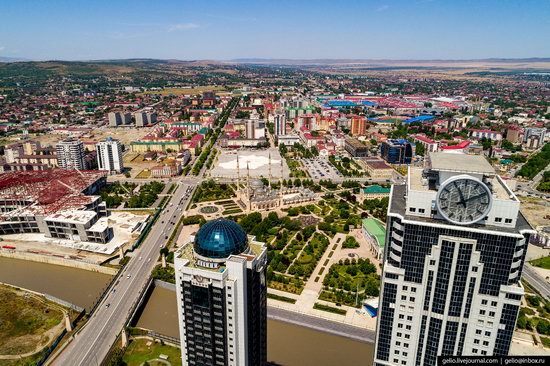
[436,176,492,225]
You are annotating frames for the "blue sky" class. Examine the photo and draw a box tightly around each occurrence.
[0,0,549,60]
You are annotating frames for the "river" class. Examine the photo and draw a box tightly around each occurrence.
[0,257,374,365]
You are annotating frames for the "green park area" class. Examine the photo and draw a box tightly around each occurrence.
[192,180,235,203]
[99,181,165,209]
[0,285,64,364]
[516,282,550,348]
[320,258,380,307]
[531,256,550,270]
[121,338,182,366]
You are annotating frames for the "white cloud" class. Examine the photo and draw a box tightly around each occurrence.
[169,23,200,32]
[376,5,389,12]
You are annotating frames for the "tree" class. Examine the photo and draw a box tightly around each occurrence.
[415,142,425,156]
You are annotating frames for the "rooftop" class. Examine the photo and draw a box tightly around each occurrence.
[429,152,494,175]
[362,218,386,249]
[0,169,106,217]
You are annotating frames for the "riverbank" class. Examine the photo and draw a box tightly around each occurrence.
[0,284,66,363]
[0,249,118,275]
[267,306,375,344]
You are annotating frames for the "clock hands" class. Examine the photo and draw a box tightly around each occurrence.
[454,182,467,207]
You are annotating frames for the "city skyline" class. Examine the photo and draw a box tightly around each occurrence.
[1,0,550,61]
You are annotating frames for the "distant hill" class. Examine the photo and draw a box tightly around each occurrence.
[0,56,30,63]
[229,57,550,65]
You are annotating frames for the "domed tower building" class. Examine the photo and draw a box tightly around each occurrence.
[175,219,268,366]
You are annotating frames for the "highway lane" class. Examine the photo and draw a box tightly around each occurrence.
[53,182,195,366]
[522,263,550,301]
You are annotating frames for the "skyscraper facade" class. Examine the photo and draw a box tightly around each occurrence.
[374,152,534,366]
[175,219,268,366]
[274,112,286,136]
[96,137,124,174]
[56,138,85,170]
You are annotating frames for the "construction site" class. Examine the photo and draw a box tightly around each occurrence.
[0,169,147,258]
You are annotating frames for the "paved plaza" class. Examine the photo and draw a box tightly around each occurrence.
[210,148,290,179]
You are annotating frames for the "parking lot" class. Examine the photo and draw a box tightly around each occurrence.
[301,158,342,180]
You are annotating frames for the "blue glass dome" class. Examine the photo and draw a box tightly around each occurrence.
[194,219,248,259]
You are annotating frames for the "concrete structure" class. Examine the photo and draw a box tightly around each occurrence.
[380,139,413,164]
[175,219,267,366]
[374,152,534,366]
[273,112,286,136]
[108,111,131,127]
[0,169,111,244]
[344,137,369,158]
[96,137,124,174]
[134,111,157,127]
[56,138,85,170]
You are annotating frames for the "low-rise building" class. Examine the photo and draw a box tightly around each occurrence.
[360,184,391,200]
[362,218,385,260]
[344,137,369,157]
[358,157,394,179]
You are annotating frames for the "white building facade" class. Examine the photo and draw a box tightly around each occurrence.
[96,138,124,174]
[374,152,534,366]
[56,138,85,170]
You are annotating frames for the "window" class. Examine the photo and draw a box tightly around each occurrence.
[403,352,408,357]
[481,350,487,356]
[404,343,409,348]
[397,332,402,337]
[398,323,403,328]
[396,341,401,346]
[401,295,407,300]
[410,207,416,212]
[430,260,436,265]
[394,359,399,364]
[406,325,411,330]
[407,316,413,321]
[401,361,407,365]
[395,350,400,355]
[399,314,404,319]
[485,331,491,337]
[483,341,489,346]
[419,208,425,214]
[411,287,417,293]
[405,334,410,339]
[489,311,495,317]
[505,218,512,224]
[491,301,497,307]
[472,267,478,272]
[473,349,478,354]
[480,310,486,315]
[476,329,482,335]
[495,217,502,223]
[474,339,480,344]
[482,300,488,305]
[410,297,415,302]
[403,286,408,291]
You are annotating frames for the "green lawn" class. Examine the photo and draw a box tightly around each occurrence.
[531,256,550,270]
[123,338,182,366]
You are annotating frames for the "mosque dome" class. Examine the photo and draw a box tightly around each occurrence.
[249,179,265,189]
[194,219,249,259]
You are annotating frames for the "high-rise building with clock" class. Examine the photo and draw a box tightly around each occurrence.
[374,152,534,366]
[175,219,268,366]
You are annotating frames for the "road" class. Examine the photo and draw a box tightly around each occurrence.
[522,263,550,301]
[53,182,195,366]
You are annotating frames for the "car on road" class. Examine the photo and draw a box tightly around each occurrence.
[106,303,110,308]
[126,274,131,278]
